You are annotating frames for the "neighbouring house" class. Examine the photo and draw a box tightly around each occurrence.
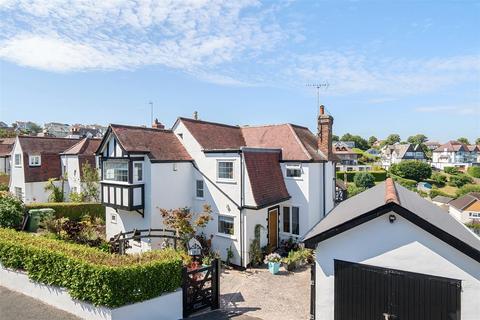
[0,138,15,175]
[12,121,39,133]
[41,122,71,138]
[68,124,106,139]
[431,195,454,210]
[432,141,479,170]
[60,138,101,200]
[9,136,79,203]
[425,141,441,151]
[304,178,480,320]
[380,143,427,169]
[365,148,380,157]
[333,142,359,171]
[0,121,8,128]
[98,107,338,267]
[449,192,480,224]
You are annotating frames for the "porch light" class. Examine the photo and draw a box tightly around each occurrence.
[389,214,396,224]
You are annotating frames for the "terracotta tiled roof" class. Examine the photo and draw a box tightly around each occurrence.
[385,178,399,204]
[179,118,329,161]
[333,142,357,155]
[449,192,480,211]
[243,149,290,208]
[433,141,469,152]
[0,138,15,157]
[17,136,79,183]
[62,138,101,155]
[110,124,192,161]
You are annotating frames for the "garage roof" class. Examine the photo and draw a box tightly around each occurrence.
[303,178,480,262]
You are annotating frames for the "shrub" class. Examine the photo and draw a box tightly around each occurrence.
[25,203,105,221]
[0,228,183,307]
[347,184,365,197]
[354,172,375,189]
[467,166,480,178]
[444,166,460,175]
[336,170,386,182]
[0,183,8,192]
[448,174,473,188]
[0,192,24,228]
[44,178,65,202]
[69,191,85,203]
[456,184,480,198]
[430,189,455,199]
[431,172,447,187]
[389,161,432,182]
[387,173,417,189]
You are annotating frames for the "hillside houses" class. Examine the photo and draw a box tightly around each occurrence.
[380,143,427,169]
[432,141,480,170]
[97,106,338,267]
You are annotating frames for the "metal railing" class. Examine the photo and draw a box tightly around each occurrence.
[109,228,180,254]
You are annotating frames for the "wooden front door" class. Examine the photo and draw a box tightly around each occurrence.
[268,208,279,250]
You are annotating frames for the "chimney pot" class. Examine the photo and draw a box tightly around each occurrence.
[320,105,325,115]
[152,118,165,129]
[193,111,198,120]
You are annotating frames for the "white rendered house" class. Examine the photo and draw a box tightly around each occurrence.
[380,143,426,169]
[432,141,479,170]
[0,138,14,175]
[99,107,337,267]
[304,179,480,320]
[9,136,79,203]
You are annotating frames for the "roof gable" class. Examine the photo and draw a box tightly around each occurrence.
[303,179,480,263]
[62,138,101,156]
[450,193,480,211]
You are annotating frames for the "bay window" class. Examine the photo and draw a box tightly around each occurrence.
[103,160,128,182]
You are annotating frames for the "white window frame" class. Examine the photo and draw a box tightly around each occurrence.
[103,160,129,183]
[29,155,41,167]
[217,214,235,238]
[281,206,300,236]
[133,161,144,183]
[14,187,23,200]
[195,179,204,199]
[14,154,22,167]
[217,160,235,182]
[111,212,117,224]
[285,163,302,179]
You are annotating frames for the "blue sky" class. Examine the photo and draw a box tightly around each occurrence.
[0,0,479,142]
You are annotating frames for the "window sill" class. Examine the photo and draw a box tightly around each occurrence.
[279,231,300,238]
[285,177,303,181]
[195,197,205,201]
[216,179,237,185]
[215,233,236,241]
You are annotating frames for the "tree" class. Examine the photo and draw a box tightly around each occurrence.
[475,138,480,145]
[29,123,43,134]
[81,162,100,202]
[431,172,447,187]
[368,136,378,146]
[0,191,24,228]
[159,204,213,243]
[448,174,473,188]
[0,129,16,138]
[407,134,428,145]
[457,137,470,145]
[340,133,369,150]
[354,172,375,189]
[467,166,480,178]
[332,134,339,142]
[381,134,401,147]
[389,161,432,181]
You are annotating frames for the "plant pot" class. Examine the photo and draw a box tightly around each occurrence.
[268,261,281,274]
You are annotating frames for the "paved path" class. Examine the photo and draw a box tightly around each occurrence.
[0,286,80,320]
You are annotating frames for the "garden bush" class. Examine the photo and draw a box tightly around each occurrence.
[0,183,8,192]
[431,172,447,187]
[0,228,183,307]
[429,189,455,199]
[347,184,365,198]
[444,166,460,175]
[467,166,480,178]
[448,174,473,188]
[387,173,417,189]
[354,172,375,189]
[456,184,480,198]
[336,170,387,182]
[0,192,24,228]
[389,161,432,181]
[25,202,105,221]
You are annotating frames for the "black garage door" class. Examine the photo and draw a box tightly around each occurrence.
[334,260,461,320]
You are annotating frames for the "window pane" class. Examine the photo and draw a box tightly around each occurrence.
[283,207,290,233]
[218,161,233,179]
[292,207,299,235]
[286,168,301,177]
[15,154,21,165]
[218,215,234,235]
[103,160,128,182]
[134,163,143,181]
[196,180,204,198]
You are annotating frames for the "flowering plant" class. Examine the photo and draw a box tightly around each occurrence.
[264,252,282,264]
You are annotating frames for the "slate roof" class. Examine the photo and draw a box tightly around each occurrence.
[303,179,480,261]
[382,143,424,159]
[107,124,192,162]
[243,148,290,208]
[449,193,480,211]
[17,136,79,183]
[178,117,328,162]
[0,138,15,157]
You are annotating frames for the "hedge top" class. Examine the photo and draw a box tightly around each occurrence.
[0,228,182,267]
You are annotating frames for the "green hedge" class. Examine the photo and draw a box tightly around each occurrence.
[387,172,417,189]
[0,228,183,307]
[25,203,105,221]
[467,166,480,178]
[430,189,455,199]
[336,170,387,182]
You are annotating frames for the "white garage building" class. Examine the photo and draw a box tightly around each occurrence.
[304,178,480,320]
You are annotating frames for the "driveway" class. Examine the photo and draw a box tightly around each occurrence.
[214,265,311,320]
[0,286,79,320]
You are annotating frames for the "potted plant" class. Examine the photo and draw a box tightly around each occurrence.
[264,253,282,274]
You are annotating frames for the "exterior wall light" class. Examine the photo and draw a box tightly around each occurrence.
[389,214,396,224]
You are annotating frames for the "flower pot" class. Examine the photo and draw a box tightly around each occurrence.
[268,261,281,274]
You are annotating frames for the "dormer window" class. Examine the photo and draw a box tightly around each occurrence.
[29,155,41,167]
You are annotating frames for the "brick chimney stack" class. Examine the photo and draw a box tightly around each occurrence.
[152,118,165,129]
[317,105,334,161]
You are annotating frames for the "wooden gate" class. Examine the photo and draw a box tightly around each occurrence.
[182,259,220,318]
[334,260,461,320]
